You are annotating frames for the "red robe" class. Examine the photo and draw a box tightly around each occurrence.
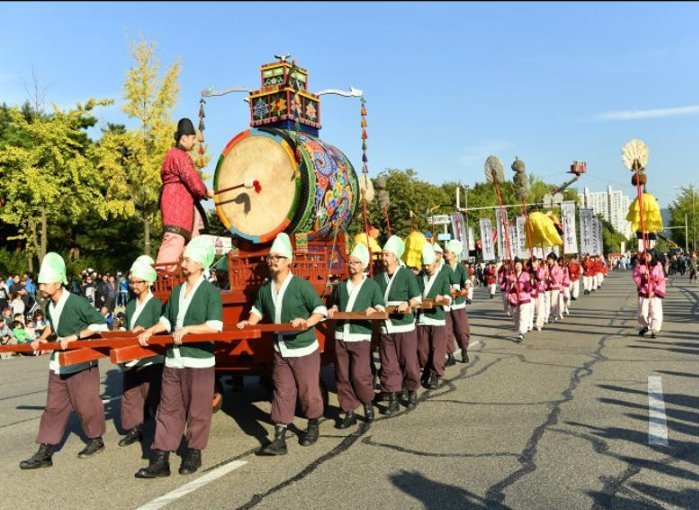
[160,147,208,240]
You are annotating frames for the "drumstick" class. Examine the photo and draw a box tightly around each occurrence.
[215,179,262,195]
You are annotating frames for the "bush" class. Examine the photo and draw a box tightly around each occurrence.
[0,248,28,275]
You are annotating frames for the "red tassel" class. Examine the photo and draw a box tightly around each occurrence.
[361,129,368,140]
[253,180,262,193]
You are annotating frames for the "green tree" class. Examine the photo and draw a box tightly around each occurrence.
[0,99,113,271]
[668,185,697,252]
[99,37,182,256]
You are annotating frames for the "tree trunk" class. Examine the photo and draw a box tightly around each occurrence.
[143,211,151,256]
[40,211,48,260]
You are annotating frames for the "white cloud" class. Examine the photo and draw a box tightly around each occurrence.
[597,105,699,121]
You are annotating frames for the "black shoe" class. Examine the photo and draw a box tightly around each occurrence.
[336,411,357,429]
[78,437,104,459]
[445,353,456,367]
[179,448,202,475]
[461,351,470,363]
[426,375,439,390]
[300,419,319,446]
[383,393,400,415]
[259,425,287,456]
[650,332,657,339]
[135,450,171,478]
[406,391,418,409]
[118,425,143,447]
[515,334,524,343]
[638,327,649,337]
[490,294,495,299]
[363,402,375,422]
[19,444,53,470]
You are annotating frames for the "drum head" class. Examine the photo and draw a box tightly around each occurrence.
[214,130,298,243]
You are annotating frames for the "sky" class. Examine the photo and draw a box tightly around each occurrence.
[1,1,698,209]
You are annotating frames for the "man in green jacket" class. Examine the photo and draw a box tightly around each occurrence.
[117,257,163,448]
[237,233,328,456]
[328,243,385,428]
[374,235,422,414]
[20,253,109,470]
[444,240,471,364]
[135,237,222,478]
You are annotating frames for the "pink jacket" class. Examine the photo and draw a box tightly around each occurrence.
[633,263,666,298]
[561,266,571,288]
[506,272,533,306]
[547,264,564,291]
[535,266,547,293]
[160,147,209,240]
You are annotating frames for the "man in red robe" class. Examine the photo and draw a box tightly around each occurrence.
[155,118,214,271]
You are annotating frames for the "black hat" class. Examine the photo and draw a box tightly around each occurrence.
[174,118,196,141]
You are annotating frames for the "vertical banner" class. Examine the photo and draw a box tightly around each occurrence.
[508,224,517,258]
[515,215,531,259]
[450,213,469,261]
[590,217,600,256]
[468,226,475,252]
[479,218,496,261]
[561,201,578,254]
[494,208,509,259]
[532,246,545,259]
[579,208,594,255]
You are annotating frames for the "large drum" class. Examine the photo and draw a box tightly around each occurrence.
[214,128,359,243]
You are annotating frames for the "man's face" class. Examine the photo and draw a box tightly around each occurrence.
[181,256,203,277]
[381,250,397,268]
[180,134,196,151]
[347,256,364,276]
[266,253,290,275]
[38,282,61,300]
[445,250,456,264]
[423,261,437,276]
[129,277,148,297]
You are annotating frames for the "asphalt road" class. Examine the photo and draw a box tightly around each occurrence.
[1,271,697,510]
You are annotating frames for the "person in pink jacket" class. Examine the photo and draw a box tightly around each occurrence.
[507,258,534,343]
[633,250,666,338]
[546,253,565,322]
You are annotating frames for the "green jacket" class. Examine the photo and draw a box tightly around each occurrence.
[374,266,421,334]
[161,278,223,368]
[123,294,163,369]
[417,270,452,325]
[333,276,385,341]
[445,262,469,310]
[252,274,328,357]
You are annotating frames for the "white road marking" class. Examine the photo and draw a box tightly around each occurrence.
[648,376,669,446]
[136,460,247,510]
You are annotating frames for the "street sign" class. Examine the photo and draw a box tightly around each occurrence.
[429,214,451,225]
[437,233,452,241]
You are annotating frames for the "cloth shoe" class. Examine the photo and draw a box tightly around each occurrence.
[118,424,143,447]
[384,392,400,415]
[336,411,357,430]
[19,444,53,470]
[78,437,104,459]
[135,450,170,478]
[445,353,456,367]
[638,327,649,336]
[363,402,375,422]
[426,375,439,390]
[299,419,319,446]
[461,350,470,363]
[179,448,202,475]
[259,425,288,456]
[406,391,418,409]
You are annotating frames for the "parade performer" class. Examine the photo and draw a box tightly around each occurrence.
[497,261,511,317]
[484,262,497,299]
[117,258,164,448]
[135,237,223,478]
[568,254,582,300]
[561,258,572,316]
[465,263,475,304]
[507,258,534,343]
[237,233,328,455]
[444,240,471,363]
[582,255,595,295]
[155,118,215,271]
[532,257,547,331]
[20,253,109,470]
[327,244,385,429]
[374,235,422,414]
[633,250,665,338]
[416,244,452,389]
[546,253,564,322]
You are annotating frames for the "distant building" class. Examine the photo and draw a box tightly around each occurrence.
[578,186,632,238]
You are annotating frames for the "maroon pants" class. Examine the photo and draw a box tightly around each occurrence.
[446,308,470,354]
[121,364,163,431]
[37,366,106,445]
[379,330,420,393]
[152,366,214,452]
[271,349,323,425]
[417,325,447,378]
[334,339,374,413]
